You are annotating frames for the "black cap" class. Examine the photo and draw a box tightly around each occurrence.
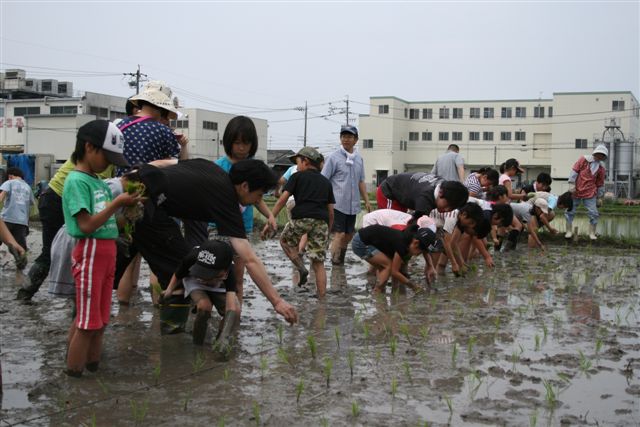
[188,241,234,280]
[77,120,129,167]
[416,227,436,251]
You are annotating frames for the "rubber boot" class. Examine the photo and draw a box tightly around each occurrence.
[17,262,49,300]
[564,221,573,239]
[338,248,347,264]
[214,310,239,354]
[589,224,598,241]
[290,256,309,286]
[192,309,211,346]
[502,230,520,252]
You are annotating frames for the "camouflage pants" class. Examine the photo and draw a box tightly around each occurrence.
[281,218,329,263]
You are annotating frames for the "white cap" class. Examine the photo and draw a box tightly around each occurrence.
[592,144,608,159]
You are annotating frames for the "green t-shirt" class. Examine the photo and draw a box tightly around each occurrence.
[49,159,115,197]
[62,170,118,239]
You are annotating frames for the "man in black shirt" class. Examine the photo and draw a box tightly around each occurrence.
[117,158,298,327]
[378,172,469,218]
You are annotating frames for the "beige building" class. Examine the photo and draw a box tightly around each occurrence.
[358,91,639,196]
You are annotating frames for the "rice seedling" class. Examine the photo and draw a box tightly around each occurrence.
[152,361,161,386]
[96,378,110,395]
[542,323,548,340]
[223,368,230,382]
[277,347,290,366]
[529,409,538,427]
[403,361,413,383]
[493,316,501,330]
[217,416,226,427]
[467,336,477,356]
[296,378,304,404]
[88,413,97,427]
[320,417,329,426]
[276,323,284,345]
[351,400,360,418]
[130,399,149,425]
[323,357,333,387]
[419,351,429,366]
[192,352,206,373]
[259,355,268,381]
[419,326,430,342]
[511,344,524,372]
[451,342,459,367]
[334,326,341,349]
[391,376,398,398]
[375,349,382,366]
[595,337,603,356]
[399,323,412,344]
[444,395,453,414]
[466,370,482,399]
[429,295,437,311]
[578,349,592,374]
[252,401,261,426]
[542,379,558,408]
[182,389,192,411]
[347,349,355,380]
[389,335,398,358]
[534,334,541,351]
[307,335,318,359]
[362,322,370,343]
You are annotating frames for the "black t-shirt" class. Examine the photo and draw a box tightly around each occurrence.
[160,159,246,238]
[358,224,412,259]
[284,169,335,222]
[380,173,443,216]
[175,246,237,293]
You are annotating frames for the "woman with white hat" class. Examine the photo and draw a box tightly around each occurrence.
[565,144,608,240]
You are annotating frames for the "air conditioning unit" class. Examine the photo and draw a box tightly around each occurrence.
[57,81,73,96]
[4,69,26,80]
[41,79,59,94]
[24,79,41,92]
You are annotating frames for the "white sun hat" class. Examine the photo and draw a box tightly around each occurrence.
[129,80,179,120]
[592,144,609,159]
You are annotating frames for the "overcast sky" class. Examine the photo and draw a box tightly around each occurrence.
[1,1,638,154]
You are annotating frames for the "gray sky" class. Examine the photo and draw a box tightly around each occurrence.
[1,1,638,154]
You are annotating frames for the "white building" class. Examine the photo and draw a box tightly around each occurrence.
[358,91,640,196]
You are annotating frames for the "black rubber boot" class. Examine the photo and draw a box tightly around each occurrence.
[85,362,99,372]
[192,310,211,346]
[214,310,239,354]
[17,262,49,300]
[503,229,520,251]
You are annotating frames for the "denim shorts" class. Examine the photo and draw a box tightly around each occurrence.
[351,232,379,260]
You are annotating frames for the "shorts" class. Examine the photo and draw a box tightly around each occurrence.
[72,238,116,330]
[281,218,329,263]
[351,232,380,260]
[3,222,28,251]
[331,210,357,234]
[190,290,226,317]
[376,186,408,212]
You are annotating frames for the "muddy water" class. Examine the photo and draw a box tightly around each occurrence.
[1,230,639,426]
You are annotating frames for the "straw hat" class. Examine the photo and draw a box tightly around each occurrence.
[130,80,179,120]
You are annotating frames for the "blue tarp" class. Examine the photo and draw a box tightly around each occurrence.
[2,154,36,186]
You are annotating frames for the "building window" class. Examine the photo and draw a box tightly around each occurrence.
[612,100,625,111]
[422,108,432,119]
[483,107,494,118]
[41,81,52,92]
[452,132,462,141]
[409,132,419,141]
[548,107,553,117]
[89,106,109,119]
[501,107,512,118]
[469,131,480,141]
[515,107,527,118]
[378,105,389,114]
[58,83,67,93]
[400,140,408,151]
[439,108,449,119]
[0,107,4,116]
[515,131,526,141]
[409,108,420,120]
[174,120,189,128]
[534,106,545,118]
[13,107,41,116]
[50,106,78,115]
[470,107,480,119]
[362,139,373,149]
[203,120,218,130]
[404,108,408,118]
[110,111,126,121]
[438,132,449,141]
[500,131,512,141]
[575,138,588,149]
[452,108,463,119]
[422,131,432,141]
[483,131,494,141]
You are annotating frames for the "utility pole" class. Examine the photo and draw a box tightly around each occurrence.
[123,65,148,94]
[493,146,497,168]
[303,101,308,147]
[345,95,350,124]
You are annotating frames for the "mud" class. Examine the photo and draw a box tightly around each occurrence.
[1,228,639,426]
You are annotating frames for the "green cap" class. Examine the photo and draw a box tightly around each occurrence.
[289,146,324,164]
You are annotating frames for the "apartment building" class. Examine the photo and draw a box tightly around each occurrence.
[358,91,639,195]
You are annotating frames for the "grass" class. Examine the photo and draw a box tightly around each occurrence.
[276,323,284,345]
[578,349,592,374]
[296,378,305,404]
[389,335,398,358]
[391,376,398,399]
[252,401,261,426]
[444,395,453,414]
[542,379,558,408]
[351,401,360,418]
[467,336,477,357]
[307,335,318,359]
[451,342,459,367]
[334,326,341,349]
[152,361,161,386]
[130,399,149,426]
[192,352,206,373]
[403,361,413,384]
[323,357,333,387]
[534,334,541,352]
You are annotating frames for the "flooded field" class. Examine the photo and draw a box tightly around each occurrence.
[1,229,639,426]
